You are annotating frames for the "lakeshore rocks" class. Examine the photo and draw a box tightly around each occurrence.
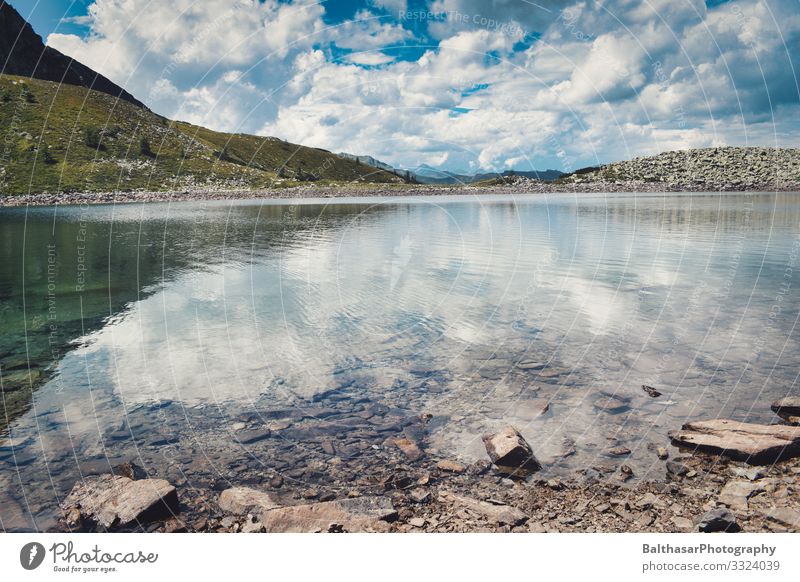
[391,437,424,461]
[482,426,541,475]
[669,419,800,464]
[218,487,280,514]
[436,460,466,473]
[771,397,800,419]
[762,508,800,529]
[718,480,764,511]
[44,432,800,533]
[235,428,272,444]
[61,474,178,528]
[259,496,397,533]
[698,508,740,533]
[438,491,528,526]
[666,461,690,477]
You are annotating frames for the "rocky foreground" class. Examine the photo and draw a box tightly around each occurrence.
[54,397,800,534]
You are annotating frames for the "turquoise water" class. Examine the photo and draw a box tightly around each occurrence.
[1,192,799,530]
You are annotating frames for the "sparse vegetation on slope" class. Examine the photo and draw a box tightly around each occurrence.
[0,75,404,196]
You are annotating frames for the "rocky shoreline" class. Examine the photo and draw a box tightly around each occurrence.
[2,180,800,208]
[52,398,800,534]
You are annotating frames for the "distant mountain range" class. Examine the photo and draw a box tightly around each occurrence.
[339,157,565,184]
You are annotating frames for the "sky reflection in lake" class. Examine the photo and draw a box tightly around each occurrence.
[1,192,799,530]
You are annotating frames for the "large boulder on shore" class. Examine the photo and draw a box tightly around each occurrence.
[61,474,178,528]
[259,496,397,533]
[482,426,541,475]
[669,419,800,464]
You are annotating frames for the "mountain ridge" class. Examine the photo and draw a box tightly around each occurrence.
[0,2,144,107]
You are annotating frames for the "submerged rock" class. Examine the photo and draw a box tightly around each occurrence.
[112,461,148,481]
[61,474,178,528]
[642,385,662,398]
[669,419,800,464]
[482,426,541,475]
[592,391,631,414]
[515,361,547,371]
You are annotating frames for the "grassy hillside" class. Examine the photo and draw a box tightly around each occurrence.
[0,75,403,196]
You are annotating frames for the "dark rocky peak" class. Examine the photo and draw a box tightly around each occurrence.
[0,1,145,107]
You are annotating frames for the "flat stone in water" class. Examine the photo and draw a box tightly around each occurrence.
[516,361,547,370]
[477,369,504,380]
[669,419,800,464]
[593,391,631,414]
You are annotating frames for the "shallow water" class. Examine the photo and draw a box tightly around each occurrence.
[1,192,799,530]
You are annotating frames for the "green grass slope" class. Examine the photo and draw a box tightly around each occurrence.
[0,75,404,195]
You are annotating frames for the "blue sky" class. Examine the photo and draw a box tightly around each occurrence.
[11,0,800,172]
